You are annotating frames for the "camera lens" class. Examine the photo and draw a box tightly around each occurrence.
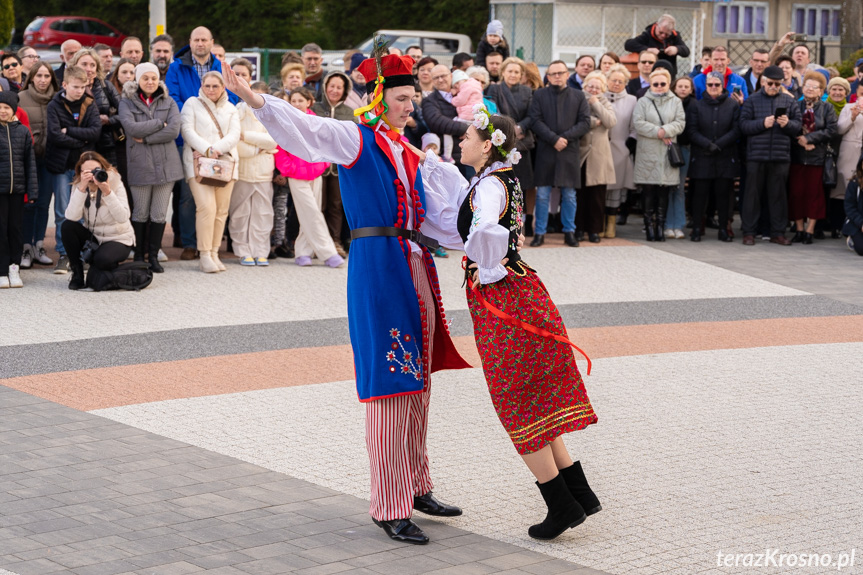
[92,168,109,183]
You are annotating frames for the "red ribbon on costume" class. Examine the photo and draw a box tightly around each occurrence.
[466,271,592,376]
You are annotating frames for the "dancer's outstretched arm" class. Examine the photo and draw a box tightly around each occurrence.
[223,63,360,166]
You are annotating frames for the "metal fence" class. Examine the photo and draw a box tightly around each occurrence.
[491,3,701,74]
[726,39,821,68]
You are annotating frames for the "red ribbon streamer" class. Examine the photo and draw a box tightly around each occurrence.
[467,275,592,376]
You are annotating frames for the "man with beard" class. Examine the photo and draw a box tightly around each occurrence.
[150,34,174,81]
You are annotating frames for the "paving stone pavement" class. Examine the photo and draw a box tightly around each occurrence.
[3,225,863,575]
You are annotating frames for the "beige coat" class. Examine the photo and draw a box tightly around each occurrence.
[180,89,241,181]
[236,102,277,183]
[579,94,617,187]
[65,171,135,246]
[836,104,863,199]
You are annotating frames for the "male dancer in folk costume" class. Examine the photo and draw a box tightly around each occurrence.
[223,52,472,545]
[417,106,601,540]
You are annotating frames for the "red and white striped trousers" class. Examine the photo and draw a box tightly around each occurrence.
[366,251,436,521]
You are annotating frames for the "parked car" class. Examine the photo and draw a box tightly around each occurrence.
[323,30,472,70]
[23,16,126,53]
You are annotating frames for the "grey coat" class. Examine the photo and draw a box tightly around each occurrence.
[528,84,591,188]
[633,91,686,186]
[118,82,184,187]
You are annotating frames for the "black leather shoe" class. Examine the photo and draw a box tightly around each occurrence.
[563,232,579,247]
[413,492,463,517]
[372,518,429,544]
[530,234,545,247]
[588,233,600,243]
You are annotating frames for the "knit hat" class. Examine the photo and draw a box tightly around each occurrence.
[421,133,441,151]
[707,71,724,83]
[486,20,504,37]
[135,62,160,83]
[652,60,674,74]
[349,52,365,74]
[827,76,851,96]
[451,69,469,85]
[762,65,784,81]
[0,91,18,114]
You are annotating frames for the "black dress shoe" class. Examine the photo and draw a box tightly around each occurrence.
[413,492,462,516]
[575,231,585,242]
[563,232,579,247]
[372,518,429,544]
[530,234,545,247]
[588,233,600,243]
[791,231,804,243]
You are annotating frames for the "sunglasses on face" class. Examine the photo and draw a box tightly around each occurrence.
[651,82,667,88]
[640,60,656,65]
[763,80,782,87]
[706,83,722,87]
[3,62,19,70]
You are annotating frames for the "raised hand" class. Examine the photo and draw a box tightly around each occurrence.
[222,63,265,109]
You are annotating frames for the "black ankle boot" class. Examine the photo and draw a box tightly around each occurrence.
[524,214,534,237]
[802,232,813,245]
[68,262,85,290]
[148,222,166,273]
[559,462,602,516]
[643,216,655,242]
[530,234,545,247]
[528,474,586,540]
[132,221,147,261]
[791,231,804,243]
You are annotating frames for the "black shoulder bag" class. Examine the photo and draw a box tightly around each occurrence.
[650,99,686,168]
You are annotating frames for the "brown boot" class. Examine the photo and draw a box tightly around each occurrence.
[605,215,616,239]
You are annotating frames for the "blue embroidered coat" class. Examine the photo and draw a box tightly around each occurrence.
[339,125,471,401]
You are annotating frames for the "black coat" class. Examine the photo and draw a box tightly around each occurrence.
[528,85,591,188]
[626,77,647,98]
[676,95,694,146]
[421,90,469,163]
[791,99,838,166]
[487,82,535,189]
[90,80,122,160]
[739,90,802,163]
[45,91,102,174]
[0,120,38,200]
[624,23,691,77]
[843,179,863,236]
[686,92,741,180]
[741,69,760,94]
[475,37,510,68]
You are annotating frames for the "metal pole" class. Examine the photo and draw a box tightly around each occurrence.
[149,0,166,42]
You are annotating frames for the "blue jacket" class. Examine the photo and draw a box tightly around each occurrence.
[337,125,470,401]
[165,46,238,145]
[693,67,749,100]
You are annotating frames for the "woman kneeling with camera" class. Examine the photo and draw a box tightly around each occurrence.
[62,151,135,290]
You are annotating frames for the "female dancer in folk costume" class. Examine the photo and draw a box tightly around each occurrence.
[417,105,601,540]
[223,52,472,546]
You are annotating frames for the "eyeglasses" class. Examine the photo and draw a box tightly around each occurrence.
[22,54,40,60]
[3,62,19,70]
[763,80,782,87]
[706,83,722,87]
[651,82,667,88]
[432,74,450,81]
[547,71,568,78]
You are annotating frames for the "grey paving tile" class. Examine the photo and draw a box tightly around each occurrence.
[232,555,320,574]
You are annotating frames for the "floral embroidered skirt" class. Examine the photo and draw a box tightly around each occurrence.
[466,269,597,455]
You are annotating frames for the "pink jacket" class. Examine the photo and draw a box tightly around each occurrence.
[452,78,484,121]
[274,109,330,180]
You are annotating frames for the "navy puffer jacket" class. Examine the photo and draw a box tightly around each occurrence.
[739,90,802,163]
[0,120,38,199]
[686,92,741,180]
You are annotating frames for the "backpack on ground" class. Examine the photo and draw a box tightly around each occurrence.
[86,261,153,292]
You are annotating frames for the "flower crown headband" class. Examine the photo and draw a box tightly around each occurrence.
[471,104,521,165]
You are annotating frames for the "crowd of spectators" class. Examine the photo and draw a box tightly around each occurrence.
[2,16,863,290]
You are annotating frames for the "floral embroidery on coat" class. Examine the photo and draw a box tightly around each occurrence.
[386,329,423,381]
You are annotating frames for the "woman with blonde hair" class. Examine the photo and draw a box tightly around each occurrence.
[603,63,636,238]
[522,62,543,91]
[180,71,241,273]
[280,63,305,93]
[577,71,617,242]
[633,68,685,241]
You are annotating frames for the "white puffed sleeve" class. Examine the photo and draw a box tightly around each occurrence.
[464,177,509,285]
[419,151,470,249]
[252,94,360,165]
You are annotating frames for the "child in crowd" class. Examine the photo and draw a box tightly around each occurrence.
[0,91,38,288]
[231,81,278,267]
[421,132,441,156]
[452,70,484,121]
[273,87,343,268]
[44,65,101,274]
[475,20,510,68]
[270,89,294,259]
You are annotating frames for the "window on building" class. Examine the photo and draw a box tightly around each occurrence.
[792,4,840,38]
[714,2,768,37]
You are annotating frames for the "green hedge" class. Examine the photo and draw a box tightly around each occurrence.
[833,48,863,78]
[1,0,13,48]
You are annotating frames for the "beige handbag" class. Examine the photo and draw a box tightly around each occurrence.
[194,97,234,187]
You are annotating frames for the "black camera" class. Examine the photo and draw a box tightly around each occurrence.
[81,239,99,264]
[91,168,109,183]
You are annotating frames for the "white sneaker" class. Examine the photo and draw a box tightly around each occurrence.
[0,276,9,288]
[34,241,53,265]
[664,228,675,239]
[128,249,135,260]
[8,264,22,288]
[848,236,855,252]
[21,245,33,269]
[674,229,685,239]
[157,249,168,262]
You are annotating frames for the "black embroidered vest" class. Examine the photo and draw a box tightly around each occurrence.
[456,167,530,282]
